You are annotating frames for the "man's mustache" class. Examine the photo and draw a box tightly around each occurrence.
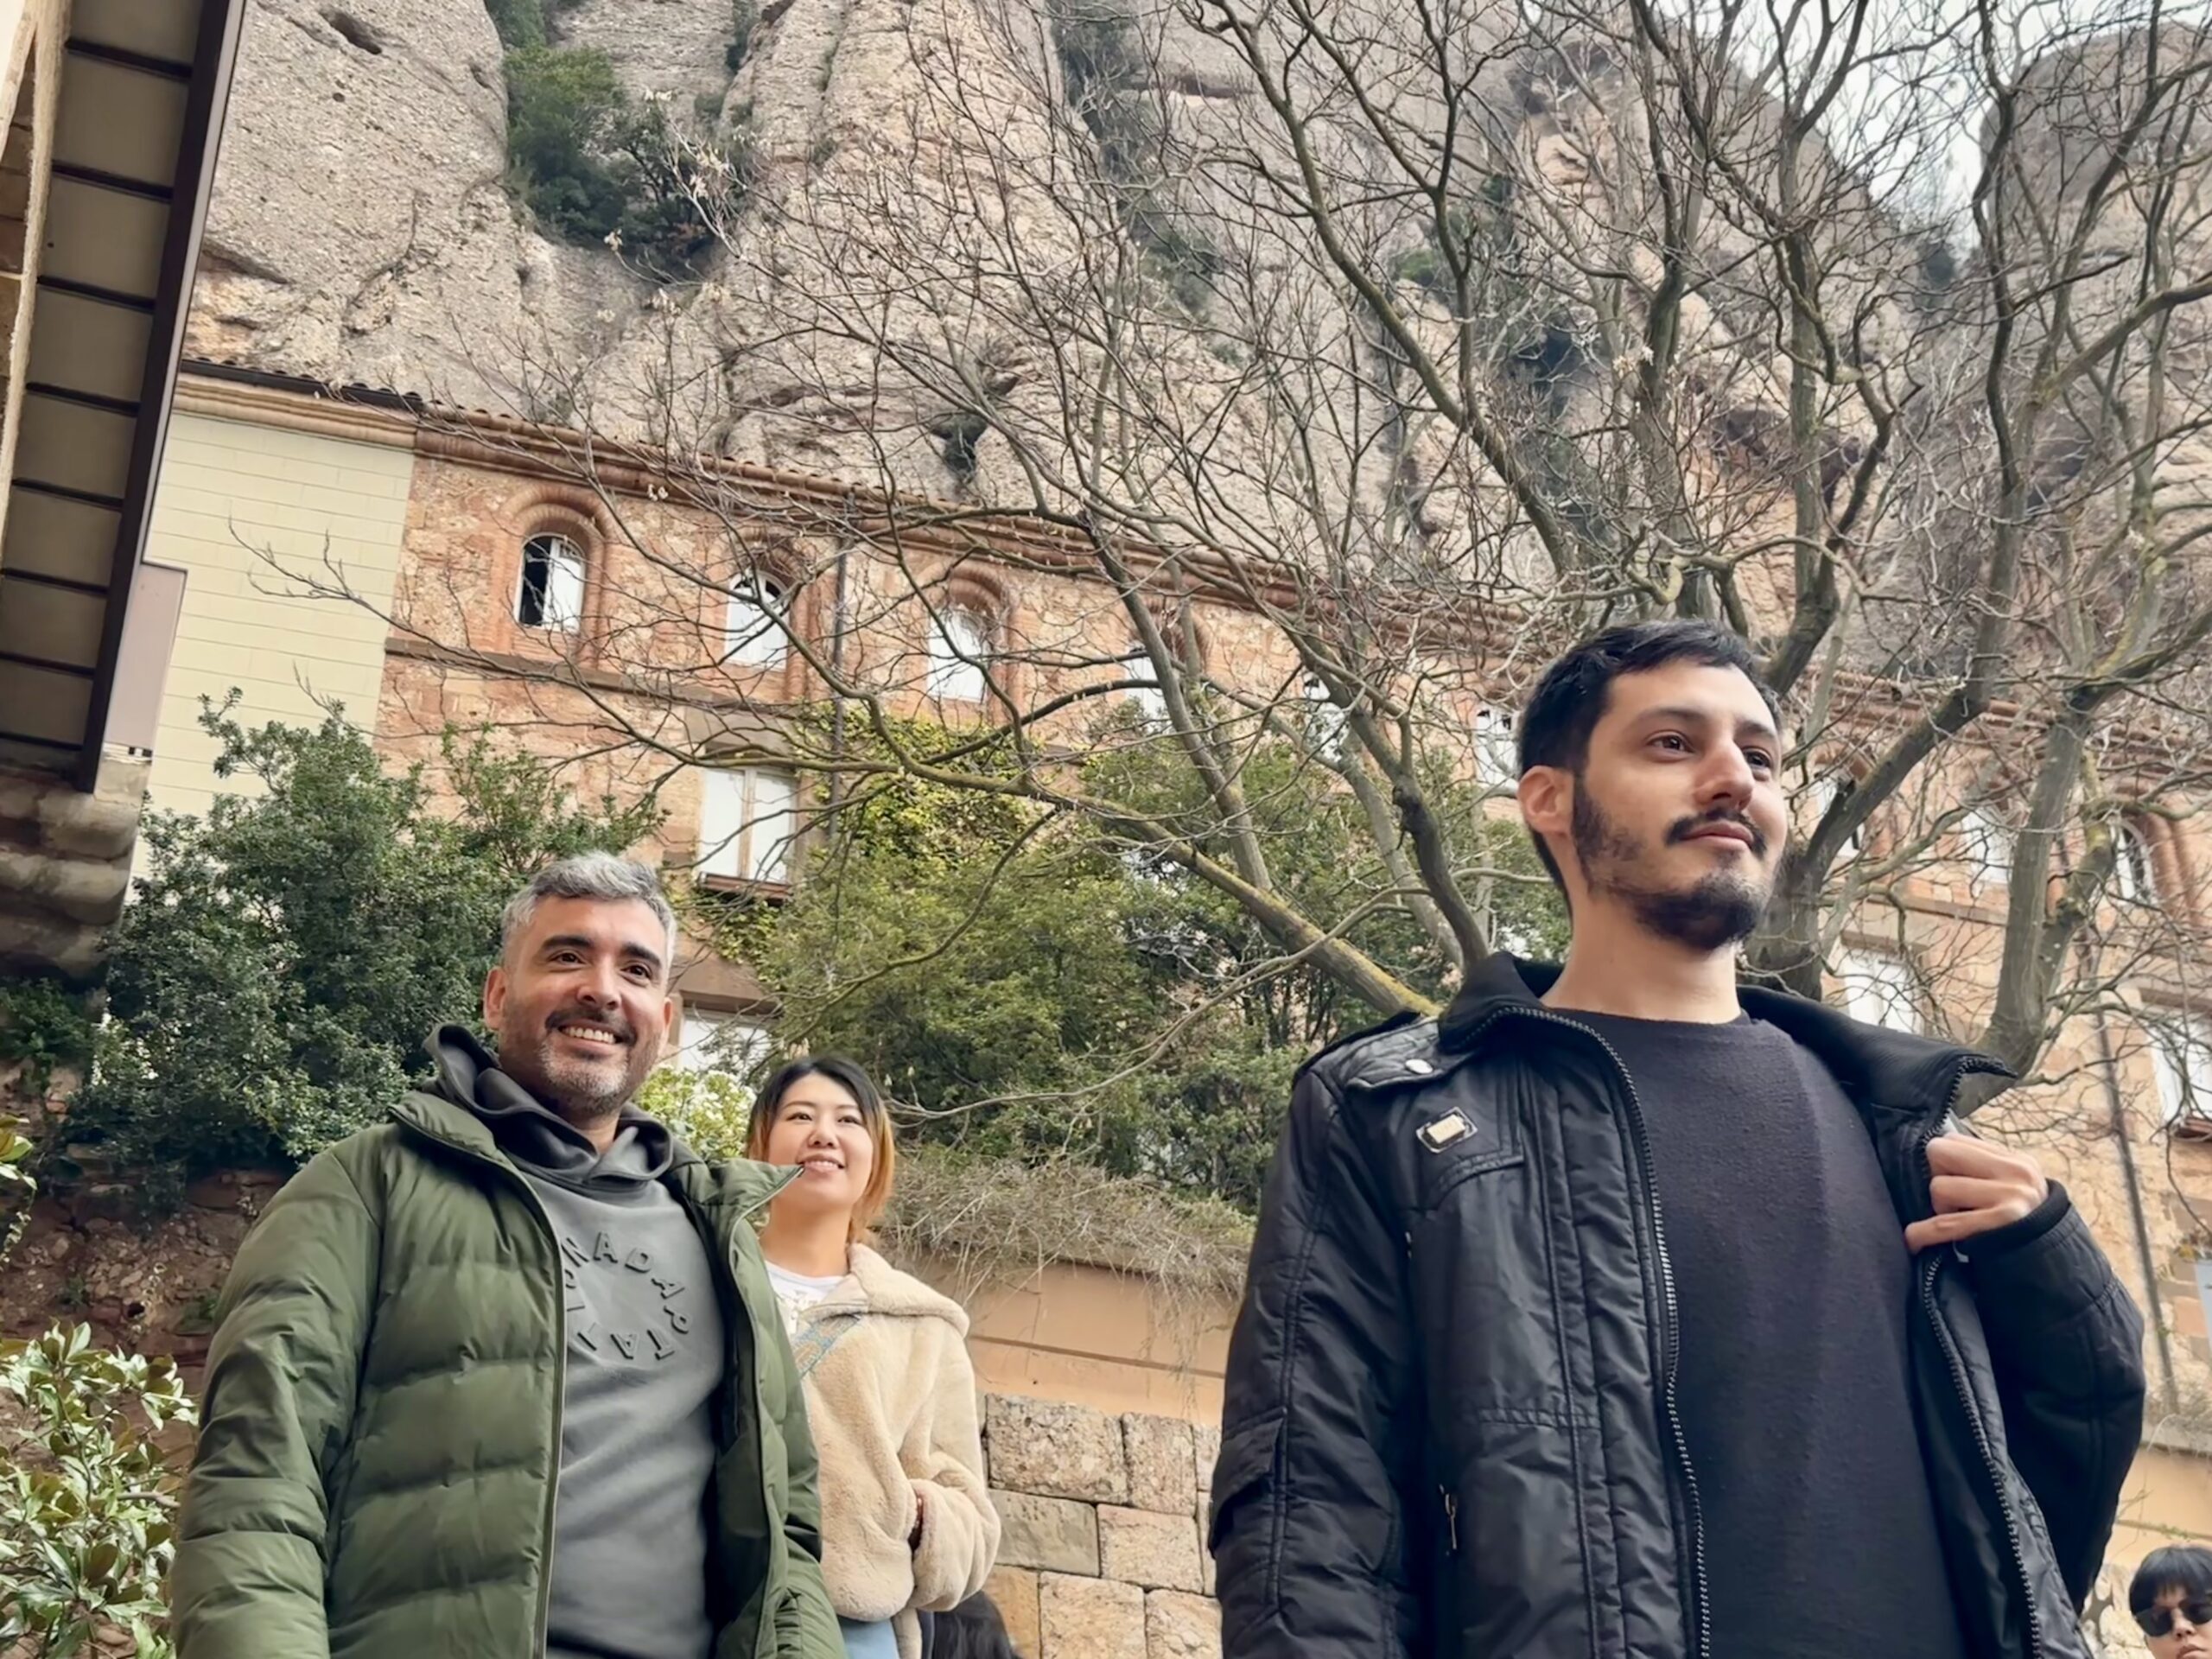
[1666,810,1769,856]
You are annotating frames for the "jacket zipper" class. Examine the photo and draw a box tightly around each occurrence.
[1470,1008,1712,1659]
[1918,1062,2043,1659]
[682,1165,800,1647]
[393,1122,567,1653]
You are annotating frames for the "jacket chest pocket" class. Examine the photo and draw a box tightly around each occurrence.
[1407,1096,1524,1211]
[1347,1065,1524,1215]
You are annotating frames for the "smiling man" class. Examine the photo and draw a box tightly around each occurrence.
[1211,620,2147,1659]
[174,854,843,1659]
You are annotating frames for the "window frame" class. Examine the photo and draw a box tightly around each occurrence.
[514,531,588,633]
[1958,805,2013,897]
[697,765,801,889]
[926,603,995,702]
[1803,770,1867,860]
[725,571,793,671]
[1472,702,1516,790]
[1301,674,1348,762]
[1120,639,1169,726]
[1833,943,1923,1033]
[2112,815,2159,910]
[2149,1007,2212,1131]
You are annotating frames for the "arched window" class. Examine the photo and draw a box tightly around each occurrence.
[1120,636,1169,726]
[1301,674,1348,761]
[1804,772,1866,858]
[2150,1008,2212,1129]
[927,605,993,702]
[1834,944,1921,1033]
[515,533,586,632]
[2113,816,2158,908]
[726,573,790,670]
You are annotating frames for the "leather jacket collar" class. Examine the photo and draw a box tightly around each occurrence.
[1436,952,2016,1119]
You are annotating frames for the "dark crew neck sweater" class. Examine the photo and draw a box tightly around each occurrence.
[1565,1010,1968,1659]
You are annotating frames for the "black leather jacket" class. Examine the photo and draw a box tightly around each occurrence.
[1210,955,2146,1659]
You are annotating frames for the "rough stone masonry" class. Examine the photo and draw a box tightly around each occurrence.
[983,1393,1223,1659]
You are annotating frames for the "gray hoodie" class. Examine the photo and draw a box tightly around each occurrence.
[433,1027,726,1659]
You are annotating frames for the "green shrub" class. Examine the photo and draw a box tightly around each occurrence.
[1,1120,32,1264]
[66,706,659,1183]
[0,1327,194,1659]
[0,978,94,1096]
[635,1065,754,1164]
[483,0,583,51]
[740,728,1566,1212]
[725,0,758,72]
[505,45,630,241]
[0,1127,195,1659]
[485,0,547,49]
[502,48,724,278]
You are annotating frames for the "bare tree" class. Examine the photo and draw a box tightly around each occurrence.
[281,0,2212,1095]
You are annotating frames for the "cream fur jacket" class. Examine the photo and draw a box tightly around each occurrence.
[790,1243,1001,1659]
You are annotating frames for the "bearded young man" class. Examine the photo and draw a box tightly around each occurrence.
[1210,621,2147,1659]
[173,854,842,1659]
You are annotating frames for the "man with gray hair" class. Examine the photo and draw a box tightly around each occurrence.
[175,854,843,1659]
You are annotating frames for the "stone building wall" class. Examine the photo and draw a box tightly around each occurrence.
[981,1393,1224,1659]
[0,753,145,980]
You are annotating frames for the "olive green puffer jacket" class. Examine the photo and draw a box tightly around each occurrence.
[171,1087,845,1659]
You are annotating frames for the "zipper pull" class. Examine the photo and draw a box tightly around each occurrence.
[1441,1488,1459,1554]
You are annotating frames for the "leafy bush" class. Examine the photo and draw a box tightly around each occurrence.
[737,730,1565,1211]
[0,1326,194,1659]
[635,1065,754,1163]
[876,1144,1255,1313]
[725,0,758,72]
[0,978,95,1097]
[1050,0,1217,306]
[0,1123,193,1657]
[1,1119,33,1265]
[505,46,630,239]
[482,0,587,51]
[485,0,547,48]
[67,704,659,1183]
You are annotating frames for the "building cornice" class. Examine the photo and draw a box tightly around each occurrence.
[176,362,1532,659]
[176,370,420,449]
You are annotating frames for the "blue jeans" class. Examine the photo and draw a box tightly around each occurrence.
[839,1616,899,1659]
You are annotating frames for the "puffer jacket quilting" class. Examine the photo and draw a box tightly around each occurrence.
[172,1086,845,1659]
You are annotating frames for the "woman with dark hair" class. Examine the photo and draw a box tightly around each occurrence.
[2133,1545,2212,1656]
[747,1058,1001,1659]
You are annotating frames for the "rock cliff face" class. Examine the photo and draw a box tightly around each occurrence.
[190,0,1076,486]
[187,0,2211,531]
[189,0,626,398]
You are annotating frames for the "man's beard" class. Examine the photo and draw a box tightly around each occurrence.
[507,1007,653,1122]
[1571,785,1771,953]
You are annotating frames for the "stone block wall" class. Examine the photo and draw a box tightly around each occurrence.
[982,1394,1224,1659]
[0,753,147,980]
